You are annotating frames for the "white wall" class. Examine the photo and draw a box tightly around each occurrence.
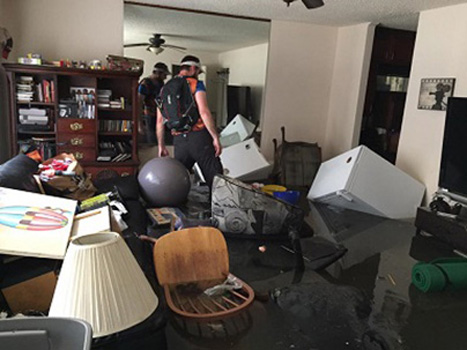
[2,0,123,62]
[260,20,338,160]
[218,43,268,125]
[324,23,375,160]
[397,3,467,199]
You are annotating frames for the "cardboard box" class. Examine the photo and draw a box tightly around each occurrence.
[2,271,57,314]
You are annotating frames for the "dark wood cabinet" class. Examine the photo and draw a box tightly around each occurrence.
[360,27,416,164]
[372,28,416,65]
[415,207,467,252]
[4,63,142,179]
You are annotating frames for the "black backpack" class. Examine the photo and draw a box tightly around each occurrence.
[159,76,200,132]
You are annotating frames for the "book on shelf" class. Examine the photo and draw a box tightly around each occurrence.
[18,108,47,116]
[69,87,96,119]
[98,140,132,162]
[16,76,54,103]
[99,120,132,133]
[17,124,51,132]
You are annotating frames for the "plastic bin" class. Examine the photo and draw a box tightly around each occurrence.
[0,317,92,350]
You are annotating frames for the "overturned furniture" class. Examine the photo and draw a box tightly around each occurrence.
[272,126,322,188]
[153,227,255,320]
[308,145,425,219]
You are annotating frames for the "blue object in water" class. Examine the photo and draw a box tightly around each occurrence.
[273,190,301,205]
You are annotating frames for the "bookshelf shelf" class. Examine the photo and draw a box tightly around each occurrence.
[5,63,142,178]
[98,107,132,112]
[17,101,56,107]
[17,131,56,135]
[99,132,132,136]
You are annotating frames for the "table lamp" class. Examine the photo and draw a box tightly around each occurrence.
[49,232,158,338]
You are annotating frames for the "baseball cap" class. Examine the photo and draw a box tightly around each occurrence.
[153,62,171,75]
[180,55,204,73]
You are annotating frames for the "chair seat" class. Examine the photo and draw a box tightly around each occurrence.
[163,275,255,320]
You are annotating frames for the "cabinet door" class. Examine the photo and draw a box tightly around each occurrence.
[372,28,415,65]
[391,31,416,65]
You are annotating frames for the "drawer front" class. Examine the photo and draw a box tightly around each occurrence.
[85,166,136,180]
[56,147,96,163]
[57,118,96,134]
[57,133,96,148]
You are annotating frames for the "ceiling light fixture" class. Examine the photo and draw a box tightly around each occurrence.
[147,46,164,55]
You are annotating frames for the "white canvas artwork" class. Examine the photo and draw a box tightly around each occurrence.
[0,187,77,259]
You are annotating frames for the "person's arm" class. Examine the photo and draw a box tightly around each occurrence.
[194,91,222,157]
[156,109,169,157]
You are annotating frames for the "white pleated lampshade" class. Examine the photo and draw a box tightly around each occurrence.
[49,232,158,338]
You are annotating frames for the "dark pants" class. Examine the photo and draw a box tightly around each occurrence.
[174,128,223,188]
[142,115,157,144]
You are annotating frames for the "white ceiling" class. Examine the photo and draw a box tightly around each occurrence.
[124,4,270,53]
[124,0,467,53]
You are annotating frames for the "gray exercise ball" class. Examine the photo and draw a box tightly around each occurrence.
[138,157,191,207]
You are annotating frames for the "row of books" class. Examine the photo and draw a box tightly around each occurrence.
[70,87,96,119]
[99,120,132,133]
[96,89,127,109]
[16,76,55,103]
[97,140,132,162]
[18,137,56,160]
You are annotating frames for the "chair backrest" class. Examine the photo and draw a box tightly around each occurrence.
[154,227,229,286]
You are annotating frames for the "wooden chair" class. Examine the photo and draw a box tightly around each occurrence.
[153,227,254,320]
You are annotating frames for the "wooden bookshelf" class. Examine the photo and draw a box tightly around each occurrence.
[4,63,142,178]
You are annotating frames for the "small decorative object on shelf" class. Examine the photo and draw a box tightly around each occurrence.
[106,55,143,73]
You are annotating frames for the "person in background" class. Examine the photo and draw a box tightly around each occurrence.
[138,62,170,144]
[157,55,223,188]
[0,27,13,164]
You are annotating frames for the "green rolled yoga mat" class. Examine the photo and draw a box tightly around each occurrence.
[412,258,467,293]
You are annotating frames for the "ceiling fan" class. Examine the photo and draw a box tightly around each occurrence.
[124,34,187,55]
[283,0,324,9]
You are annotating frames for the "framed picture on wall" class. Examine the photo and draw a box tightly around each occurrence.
[418,78,455,111]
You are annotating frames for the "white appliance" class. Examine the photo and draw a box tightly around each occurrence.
[220,114,256,148]
[220,138,272,181]
[307,145,425,219]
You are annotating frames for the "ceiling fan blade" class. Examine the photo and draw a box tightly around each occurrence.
[302,0,324,9]
[123,43,148,48]
[162,44,187,51]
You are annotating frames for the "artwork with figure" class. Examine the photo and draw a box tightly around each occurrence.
[418,78,455,111]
